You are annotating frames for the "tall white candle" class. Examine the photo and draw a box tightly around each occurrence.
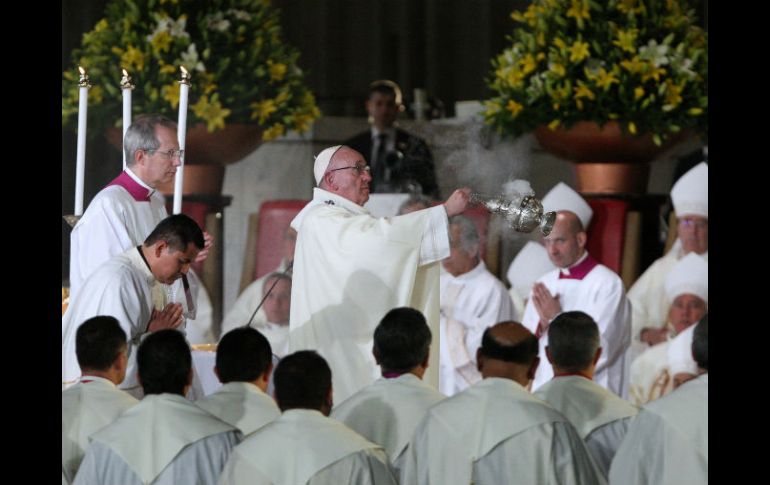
[74,67,91,216]
[120,69,135,170]
[173,66,190,214]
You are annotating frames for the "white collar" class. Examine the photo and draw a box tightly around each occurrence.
[124,167,156,197]
[444,260,486,282]
[559,251,588,276]
[78,375,117,387]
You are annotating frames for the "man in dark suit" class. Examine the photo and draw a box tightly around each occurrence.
[345,80,439,197]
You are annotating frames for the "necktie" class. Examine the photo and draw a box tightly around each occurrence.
[374,133,388,183]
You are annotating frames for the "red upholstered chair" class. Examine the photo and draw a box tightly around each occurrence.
[585,198,630,275]
[242,200,309,291]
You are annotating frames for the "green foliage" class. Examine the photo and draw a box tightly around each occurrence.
[62,0,320,140]
[484,0,707,144]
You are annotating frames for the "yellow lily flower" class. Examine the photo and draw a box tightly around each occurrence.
[567,0,590,22]
[569,41,590,63]
[263,122,285,141]
[506,99,524,117]
[162,84,180,109]
[613,29,638,53]
[596,68,619,90]
[192,95,232,132]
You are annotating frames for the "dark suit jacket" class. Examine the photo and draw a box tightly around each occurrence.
[345,128,439,197]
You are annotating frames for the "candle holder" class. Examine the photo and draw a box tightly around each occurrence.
[78,66,91,88]
[63,215,82,228]
[179,65,191,86]
[120,68,135,90]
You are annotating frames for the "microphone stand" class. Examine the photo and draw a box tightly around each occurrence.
[243,261,294,329]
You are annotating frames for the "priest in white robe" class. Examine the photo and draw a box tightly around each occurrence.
[196,327,280,435]
[610,316,708,484]
[629,253,707,406]
[534,311,638,478]
[402,321,605,485]
[289,145,470,402]
[667,322,700,388]
[522,210,631,396]
[62,317,138,484]
[68,114,213,334]
[439,215,514,396]
[73,330,240,485]
[331,307,445,475]
[62,214,204,395]
[627,162,708,359]
[221,228,296,335]
[220,350,397,484]
[234,273,291,357]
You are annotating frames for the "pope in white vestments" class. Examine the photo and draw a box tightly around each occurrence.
[522,211,632,396]
[289,145,470,402]
[402,322,605,485]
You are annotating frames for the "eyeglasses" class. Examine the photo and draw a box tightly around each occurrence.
[679,218,708,229]
[328,164,371,175]
[144,148,185,160]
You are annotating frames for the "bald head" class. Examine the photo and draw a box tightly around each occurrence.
[476,321,539,386]
[543,210,587,268]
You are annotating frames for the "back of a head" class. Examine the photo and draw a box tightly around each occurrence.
[547,311,600,372]
[144,214,205,251]
[137,329,191,395]
[273,351,331,412]
[692,314,708,372]
[479,322,539,379]
[217,327,273,383]
[373,307,431,373]
[76,316,127,372]
[449,215,480,254]
[123,114,176,165]
[397,194,433,215]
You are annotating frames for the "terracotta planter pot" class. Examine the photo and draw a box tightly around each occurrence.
[106,122,264,167]
[155,164,225,196]
[534,121,687,194]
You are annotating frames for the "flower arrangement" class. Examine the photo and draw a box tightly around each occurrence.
[62,0,320,141]
[484,0,707,145]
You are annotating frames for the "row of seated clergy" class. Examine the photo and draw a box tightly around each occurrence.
[64,308,707,484]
